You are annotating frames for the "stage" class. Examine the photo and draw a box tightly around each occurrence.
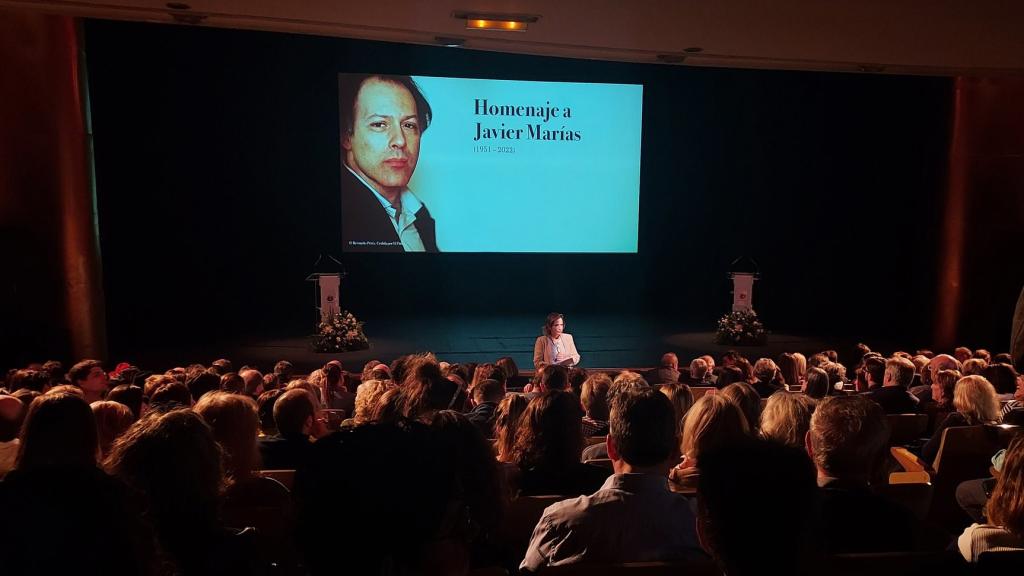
[148,314,866,374]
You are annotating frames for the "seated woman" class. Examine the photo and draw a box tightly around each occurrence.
[759,392,815,450]
[922,375,1002,464]
[958,435,1024,562]
[802,366,831,400]
[510,390,608,496]
[669,394,751,493]
[533,312,581,369]
[921,369,959,435]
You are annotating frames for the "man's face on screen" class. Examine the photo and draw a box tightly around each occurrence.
[343,78,421,199]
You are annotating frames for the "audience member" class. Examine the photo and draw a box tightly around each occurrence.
[494,394,528,463]
[107,383,145,418]
[259,388,321,470]
[863,357,920,414]
[68,359,109,404]
[922,375,1002,463]
[760,392,815,449]
[273,360,294,383]
[186,371,221,403]
[669,394,750,492]
[720,382,762,434]
[149,380,192,410]
[958,435,1024,561]
[658,382,694,434]
[91,400,135,460]
[697,439,820,576]
[808,395,924,553]
[580,372,612,436]
[686,357,712,387]
[220,372,245,394]
[649,352,680,385]
[256,388,284,436]
[0,394,24,476]
[6,368,49,393]
[580,371,650,461]
[751,358,784,398]
[399,357,461,421]
[522,389,702,571]
[803,366,831,399]
[511,390,609,496]
[467,378,505,437]
[921,368,959,434]
[778,352,807,390]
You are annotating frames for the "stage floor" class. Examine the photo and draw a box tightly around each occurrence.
[195,314,852,374]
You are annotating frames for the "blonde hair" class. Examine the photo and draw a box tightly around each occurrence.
[681,395,749,460]
[759,392,815,449]
[193,391,260,480]
[354,379,393,423]
[581,373,613,420]
[953,375,1001,424]
[753,358,779,382]
[91,401,135,459]
[962,358,988,377]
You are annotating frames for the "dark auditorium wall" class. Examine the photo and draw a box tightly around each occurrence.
[78,20,962,355]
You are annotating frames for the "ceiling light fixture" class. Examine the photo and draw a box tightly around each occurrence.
[452,11,539,32]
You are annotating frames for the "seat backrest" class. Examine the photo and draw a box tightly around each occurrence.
[542,558,721,576]
[691,387,716,401]
[497,495,566,565]
[976,550,1024,574]
[259,469,296,490]
[886,414,929,446]
[822,551,948,576]
[584,458,613,469]
[872,482,933,522]
[585,436,607,446]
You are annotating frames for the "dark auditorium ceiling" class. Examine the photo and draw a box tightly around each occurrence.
[5,0,1024,75]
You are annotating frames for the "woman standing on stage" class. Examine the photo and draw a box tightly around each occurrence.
[533,312,581,369]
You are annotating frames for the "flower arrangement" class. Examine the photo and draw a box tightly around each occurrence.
[714,309,768,346]
[312,310,369,353]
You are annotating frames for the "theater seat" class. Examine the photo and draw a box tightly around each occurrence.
[539,558,721,575]
[886,414,929,446]
[820,551,954,576]
[690,387,716,402]
[976,550,1024,574]
[260,469,296,490]
[584,458,614,469]
[496,495,565,568]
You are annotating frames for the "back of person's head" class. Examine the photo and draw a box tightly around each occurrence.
[983,363,1019,395]
[511,390,583,470]
[274,388,318,437]
[0,394,25,442]
[567,366,588,395]
[717,365,745,388]
[368,387,404,423]
[149,381,192,411]
[211,358,233,375]
[807,353,829,368]
[954,375,1001,424]
[494,394,528,462]
[698,439,819,576]
[106,384,144,419]
[354,379,393,422]
[987,435,1024,537]
[658,382,694,432]
[808,395,889,481]
[91,400,135,459]
[400,357,459,420]
[17,392,98,470]
[429,411,503,536]
[186,371,221,403]
[218,372,244,395]
[681,394,750,461]
[8,369,49,392]
[760,392,815,449]
[690,358,709,380]
[753,358,779,382]
[10,388,41,408]
[273,360,294,381]
[777,353,800,388]
[974,349,993,363]
[390,352,436,387]
[609,388,678,468]
[471,363,507,389]
[884,356,916,388]
[104,409,223,566]
[804,367,831,399]
[240,368,265,397]
[194,391,260,479]
[256,388,284,435]
[286,378,323,407]
[143,374,176,399]
[473,378,505,405]
[580,372,612,420]
[537,363,570,392]
[721,382,762,432]
[661,352,679,369]
[496,356,519,380]
[863,356,886,385]
[609,370,649,405]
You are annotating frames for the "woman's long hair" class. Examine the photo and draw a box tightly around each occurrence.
[494,394,528,462]
[988,436,1024,536]
[17,392,98,470]
[953,375,1001,424]
[510,390,583,471]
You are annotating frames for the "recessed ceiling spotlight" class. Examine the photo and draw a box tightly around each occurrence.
[452,11,539,32]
